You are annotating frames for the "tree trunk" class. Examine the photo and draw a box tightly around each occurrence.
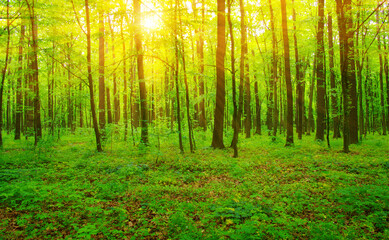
[122,18,128,141]
[377,11,386,135]
[269,0,278,138]
[307,54,316,135]
[212,0,226,149]
[280,0,293,146]
[85,0,102,152]
[240,0,251,139]
[109,16,120,125]
[99,9,106,132]
[134,0,149,145]
[15,22,25,140]
[336,0,352,153]
[228,0,238,157]
[315,0,325,141]
[179,3,195,153]
[0,0,10,148]
[292,0,302,140]
[28,0,42,146]
[328,13,341,139]
[384,40,389,131]
[198,0,206,131]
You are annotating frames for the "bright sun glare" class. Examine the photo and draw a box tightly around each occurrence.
[142,14,161,30]
[141,2,162,31]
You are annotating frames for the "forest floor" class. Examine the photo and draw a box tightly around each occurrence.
[0,129,388,239]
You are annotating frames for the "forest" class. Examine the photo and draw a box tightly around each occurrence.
[0,0,388,238]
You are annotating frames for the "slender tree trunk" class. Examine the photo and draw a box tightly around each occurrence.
[212,0,226,149]
[281,0,294,146]
[99,9,106,132]
[134,0,148,144]
[292,0,302,140]
[27,0,42,146]
[269,0,278,138]
[349,47,359,144]
[67,44,74,132]
[106,86,113,124]
[122,18,128,141]
[228,0,238,157]
[377,11,386,135]
[49,41,55,135]
[328,13,341,138]
[384,40,389,131]
[355,10,364,140]
[315,0,325,141]
[307,54,316,135]
[0,0,10,148]
[179,4,195,153]
[79,83,83,128]
[240,0,251,138]
[85,0,102,152]
[336,0,351,153]
[173,0,184,153]
[15,22,25,140]
[109,16,120,125]
[254,79,261,135]
[198,0,206,131]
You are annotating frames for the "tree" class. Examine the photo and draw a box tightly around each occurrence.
[0,0,10,148]
[268,0,278,138]
[228,0,239,157]
[377,11,386,135]
[328,13,341,139]
[98,8,106,131]
[240,0,251,138]
[134,0,149,145]
[212,0,226,149]
[26,0,42,146]
[336,0,352,153]
[15,19,25,140]
[292,0,303,140]
[280,0,294,146]
[315,0,325,141]
[85,0,102,152]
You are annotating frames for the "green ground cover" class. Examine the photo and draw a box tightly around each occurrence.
[0,130,388,239]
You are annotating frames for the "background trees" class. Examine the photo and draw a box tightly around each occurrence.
[0,0,387,153]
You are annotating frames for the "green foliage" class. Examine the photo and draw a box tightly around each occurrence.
[0,133,388,239]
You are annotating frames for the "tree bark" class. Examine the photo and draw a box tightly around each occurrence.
[240,0,251,138]
[269,0,278,138]
[179,2,195,153]
[0,0,10,148]
[28,0,42,146]
[281,0,294,146]
[109,17,120,125]
[198,0,206,131]
[212,0,226,149]
[122,18,128,140]
[307,54,316,135]
[328,13,341,138]
[377,11,386,135]
[15,22,25,140]
[85,0,102,152]
[315,0,325,141]
[134,0,149,145]
[292,0,302,140]
[228,0,238,157]
[99,9,106,132]
[336,0,352,153]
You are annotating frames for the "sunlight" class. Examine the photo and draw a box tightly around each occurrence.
[142,13,161,31]
[141,1,162,31]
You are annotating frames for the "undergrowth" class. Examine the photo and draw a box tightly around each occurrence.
[0,129,388,239]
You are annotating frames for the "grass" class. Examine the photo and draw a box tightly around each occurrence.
[0,128,388,239]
